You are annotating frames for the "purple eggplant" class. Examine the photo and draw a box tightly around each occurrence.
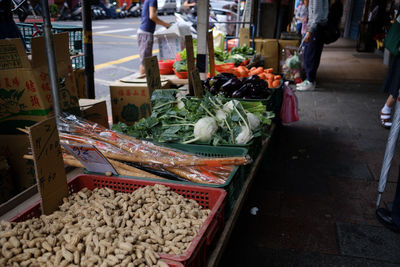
[232,83,251,98]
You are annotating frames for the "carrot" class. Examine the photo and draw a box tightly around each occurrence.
[265,73,274,79]
[258,73,267,80]
[250,67,256,72]
[265,68,274,73]
[274,75,282,80]
[272,80,281,88]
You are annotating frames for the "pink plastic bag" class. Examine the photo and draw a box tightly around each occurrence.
[280,81,299,123]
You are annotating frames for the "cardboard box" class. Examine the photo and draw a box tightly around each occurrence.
[0,32,80,134]
[0,134,36,191]
[262,39,279,72]
[109,79,171,125]
[79,99,109,128]
[73,68,87,98]
[278,39,300,72]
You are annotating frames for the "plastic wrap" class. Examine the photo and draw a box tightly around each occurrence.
[58,113,250,184]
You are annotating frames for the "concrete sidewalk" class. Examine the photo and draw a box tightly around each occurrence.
[220,39,400,266]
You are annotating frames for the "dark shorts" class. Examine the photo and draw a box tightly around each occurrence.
[138,32,154,66]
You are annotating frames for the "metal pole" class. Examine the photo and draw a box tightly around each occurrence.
[377,91,400,208]
[40,0,62,119]
[82,0,95,99]
[196,0,209,79]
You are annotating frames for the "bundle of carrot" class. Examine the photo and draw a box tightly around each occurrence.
[225,66,282,88]
[21,115,251,185]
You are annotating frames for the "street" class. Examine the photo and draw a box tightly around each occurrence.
[59,16,175,117]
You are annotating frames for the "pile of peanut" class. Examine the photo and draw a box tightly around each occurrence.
[0,184,211,266]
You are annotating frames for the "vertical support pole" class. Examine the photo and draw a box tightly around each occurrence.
[40,0,62,120]
[207,31,216,77]
[196,0,209,80]
[82,0,95,99]
[185,35,195,96]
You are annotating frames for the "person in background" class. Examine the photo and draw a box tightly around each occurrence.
[182,0,196,16]
[136,0,171,78]
[379,14,400,129]
[296,0,329,91]
[0,0,24,40]
[295,0,308,35]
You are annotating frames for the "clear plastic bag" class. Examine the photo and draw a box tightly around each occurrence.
[58,113,250,184]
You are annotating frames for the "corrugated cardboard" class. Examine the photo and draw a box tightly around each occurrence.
[278,39,300,72]
[262,39,279,72]
[109,80,170,125]
[79,99,109,128]
[0,32,79,134]
[73,68,87,98]
[0,134,36,191]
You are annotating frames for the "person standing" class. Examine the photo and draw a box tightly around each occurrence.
[0,0,24,40]
[136,0,171,78]
[295,0,308,35]
[296,0,329,91]
[379,14,400,129]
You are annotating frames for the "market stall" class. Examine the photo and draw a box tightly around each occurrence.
[0,0,294,265]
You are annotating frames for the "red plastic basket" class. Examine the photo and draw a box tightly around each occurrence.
[173,68,188,79]
[10,174,226,267]
[159,59,175,75]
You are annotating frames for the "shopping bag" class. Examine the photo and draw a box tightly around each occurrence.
[384,16,400,56]
[280,82,300,123]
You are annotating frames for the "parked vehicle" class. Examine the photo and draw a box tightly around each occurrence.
[127,3,141,17]
[12,0,42,22]
[158,0,176,15]
[59,0,82,21]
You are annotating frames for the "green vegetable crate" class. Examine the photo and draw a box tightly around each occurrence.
[160,143,249,219]
[16,22,84,69]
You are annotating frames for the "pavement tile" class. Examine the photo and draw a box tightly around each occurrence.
[231,214,339,255]
[336,222,400,263]
[279,192,336,223]
[221,247,400,267]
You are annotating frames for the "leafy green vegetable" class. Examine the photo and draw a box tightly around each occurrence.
[112,89,273,145]
[173,60,188,72]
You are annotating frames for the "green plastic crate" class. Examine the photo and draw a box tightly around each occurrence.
[16,22,84,69]
[157,143,249,218]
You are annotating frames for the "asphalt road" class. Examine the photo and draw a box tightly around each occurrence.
[58,16,175,117]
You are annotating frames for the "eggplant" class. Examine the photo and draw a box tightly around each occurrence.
[203,78,211,90]
[219,73,236,79]
[209,86,218,95]
[247,75,260,82]
[232,83,251,98]
[220,78,243,97]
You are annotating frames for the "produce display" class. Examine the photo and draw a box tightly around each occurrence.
[113,90,273,146]
[214,45,255,66]
[0,185,210,266]
[54,114,250,185]
[172,44,256,77]
[218,67,282,88]
[202,72,280,100]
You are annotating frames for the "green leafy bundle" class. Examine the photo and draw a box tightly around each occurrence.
[113,90,274,146]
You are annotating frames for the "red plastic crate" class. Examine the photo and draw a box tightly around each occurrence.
[10,174,227,267]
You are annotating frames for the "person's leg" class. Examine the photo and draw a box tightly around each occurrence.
[296,23,302,35]
[307,27,324,83]
[137,32,154,76]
